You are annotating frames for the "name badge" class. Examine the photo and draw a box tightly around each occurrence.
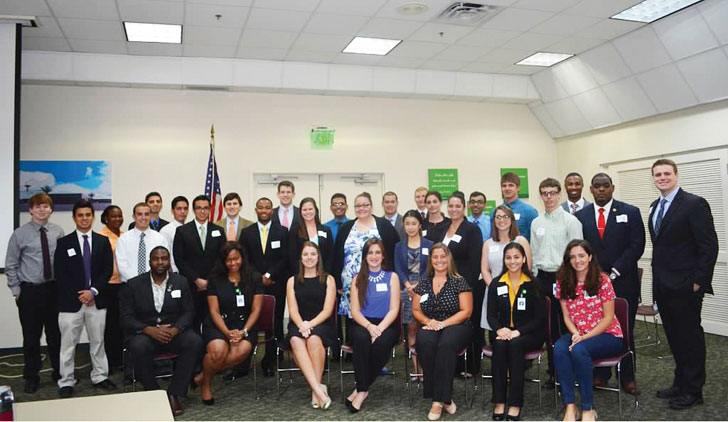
[67,248,77,257]
[318,230,328,238]
[376,283,388,292]
[497,285,508,296]
[211,230,221,238]
[552,283,558,297]
[422,248,429,255]
[616,214,628,223]
[171,290,181,298]
[514,213,521,221]
[422,230,428,237]
[451,234,462,243]
[517,297,526,311]
[584,292,595,300]
[536,227,546,236]
[236,295,245,307]
[489,245,499,253]
[419,293,429,303]
[271,240,281,249]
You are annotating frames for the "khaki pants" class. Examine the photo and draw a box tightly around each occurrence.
[58,304,108,388]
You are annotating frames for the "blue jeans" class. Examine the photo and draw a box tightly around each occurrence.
[554,333,624,410]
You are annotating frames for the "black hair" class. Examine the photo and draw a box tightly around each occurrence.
[72,200,94,216]
[100,205,122,225]
[145,191,162,203]
[192,195,210,208]
[171,195,189,208]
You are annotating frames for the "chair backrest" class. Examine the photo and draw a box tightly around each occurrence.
[544,296,552,347]
[637,268,644,303]
[257,294,276,333]
[613,297,630,350]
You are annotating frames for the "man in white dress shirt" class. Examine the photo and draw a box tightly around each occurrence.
[561,172,591,215]
[116,203,168,282]
[159,196,189,272]
[414,186,428,220]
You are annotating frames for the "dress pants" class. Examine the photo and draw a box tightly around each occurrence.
[104,283,124,368]
[193,291,209,333]
[416,324,471,403]
[350,319,398,392]
[58,304,108,387]
[466,281,486,375]
[537,270,564,376]
[654,283,706,395]
[18,282,61,381]
[127,329,203,397]
[262,284,285,369]
[491,333,544,406]
[595,289,637,385]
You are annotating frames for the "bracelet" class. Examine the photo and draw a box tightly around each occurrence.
[242,328,248,338]
[438,321,444,330]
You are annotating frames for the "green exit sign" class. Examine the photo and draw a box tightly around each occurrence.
[310,128,335,150]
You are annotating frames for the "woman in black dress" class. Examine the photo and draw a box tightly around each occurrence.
[287,241,337,410]
[288,197,334,275]
[195,242,264,405]
[424,191,451,242]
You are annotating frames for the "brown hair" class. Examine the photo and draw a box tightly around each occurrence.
[296,197,321,239]
[356,192,372,204]
[491,205,520,242]
[277,180,295,193]
[296,241,327,285]
[556,239,603,300]
[354,238,388,309]
[500,172,521,187]
[426,243,460,279]
[132,202,151,215]
[28,193,53,210]
[539,178,561,193]
[651,158,678,174]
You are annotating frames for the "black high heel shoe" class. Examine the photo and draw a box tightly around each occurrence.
[190,376,201,391]
[505,412,521,421]
[202,397,215,406]
[492,412,506,421]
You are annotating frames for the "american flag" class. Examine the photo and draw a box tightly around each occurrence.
[204,130,223,222]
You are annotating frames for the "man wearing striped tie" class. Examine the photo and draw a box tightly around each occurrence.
[116,202,168,283]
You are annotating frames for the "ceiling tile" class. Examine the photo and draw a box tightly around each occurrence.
[22,17,64,38]
[358,18,423,40]
[454,73,494,97]
[0,0,51,15]
[316,0,388,16]
[386,40,447,59]
[118,0,184,24]
[408,23,476,44]
[183,44,236,58]
[184,3,249,27]
[457,28,522,47]
[259,0,320,12]
[461,62,510,73]
[513,0,580,12]
[493,74,529,97]
[127,42,182,56]
[333,54,383,65]
[637,64,698,113]
[22,37,71,52]
[291,33,351,53]
[372,67,415,92]
[531,68,568,101]
[676,47,728,103]
[551,57,597,95]
[481,8,554,32]
[421,60,468,71]
[576,18,643,39]
[376,56,427,68]
[188,0,252,6]
[602,76,657,121]
[699,0,728,44]
[246,8,311,32]
[68,38,127,54]
[235,46,287,60]
[530,14,602,36]
[434,45,488,61]
[653,7,718,61]
[529,102,564,137]
[565,0,642,18]
[184,26,242,45]
[376,0,454,21]
[571,87,621,128]
[232,60,282,87]
[329,65,373,91]
[240,29,297,49]
[579,42,631,85]
[502,33,563,50]
[612,27,671,73]
[57,18,125,41]
[477,48,532,64]
[285,50,337,63]
[544,97,592,135]
[415,70,455,95]
[302,13,368,35]
[498,65,543,74]
[47,0,119,20]
[546,37,604,54]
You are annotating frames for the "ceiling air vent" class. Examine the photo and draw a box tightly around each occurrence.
[435,2,503,26]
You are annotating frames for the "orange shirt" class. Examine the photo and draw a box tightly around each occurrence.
[99,225,123,284]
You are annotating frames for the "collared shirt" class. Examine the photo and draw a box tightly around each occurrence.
[385,214,398,227]
[468,214,492,242]
[257,220,272,238]
[277,205,294,228]
[75,229,93,254]
[500,272,531,327]
[593,199,614,226]
[566,198,586,214]
[652,187,680,228]
[497,198,539,241]
[99,225,123,283]
[159,220,182,272]
[5,220,65,296]
[150,217,162,231]
[226,215,239,235]
[531,207,583,273]
[324,216,350,242]
[150,273,169,313]
[116,228,168,282]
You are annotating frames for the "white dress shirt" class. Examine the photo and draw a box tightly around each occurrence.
[257,220,272,238]
[566,198,586,214]
[593,199,614,225]
[116,227,168,282]
[150,273,169,313]
[652,187,680,228]
[159,220,183,272]
[75,229,93,253]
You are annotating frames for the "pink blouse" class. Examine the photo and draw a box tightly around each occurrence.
[556,273,623,338]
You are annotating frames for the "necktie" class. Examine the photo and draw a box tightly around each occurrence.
[571,203,578,214]
[151,219,157,231]
[227,219,236,241]
[597,208,606,239]
[137,232,146,275]
[260,226,268,253]
[282,207,289,229]
[654,198,667,234]
[199,224,206,250]
[82,234,92,289]
[420,211,425,220]
[40,227,52,280]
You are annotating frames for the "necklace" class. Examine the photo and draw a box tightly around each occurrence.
[368,271,385,283]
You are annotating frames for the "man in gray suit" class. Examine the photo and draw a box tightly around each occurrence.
[215,192,254,241]
[382,191,406,240]
[561,172,591,215]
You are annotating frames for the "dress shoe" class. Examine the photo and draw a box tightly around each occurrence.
[443,401,456,415]
[24,378,39,394]
[669,393,703,410]
[190,375,200,391]
[505,413,521,421]
[592,377,606,388]
[492,412,506,421]
[93,379,117,391]
[168,394,184,416]
[202,397,215,406]
[622,381,638,395]
[656,385,681,399]
[58,386,73,398]
[427,403,443,421]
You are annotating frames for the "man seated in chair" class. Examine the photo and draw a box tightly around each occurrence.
[120,246,202,416]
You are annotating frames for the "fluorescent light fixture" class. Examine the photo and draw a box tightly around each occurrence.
[342,37,401,55]
[124,22,181,43]
[516,52,573,67]
[611,0,704,23]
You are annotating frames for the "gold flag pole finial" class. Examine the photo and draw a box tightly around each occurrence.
[210,125,215,146]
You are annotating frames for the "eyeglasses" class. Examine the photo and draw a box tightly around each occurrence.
[194,206,211,211]
[354,204,371,209]
[331,202,346,207]
[540,191,559,198]
[495,215,511,220]
[469,200,485,205]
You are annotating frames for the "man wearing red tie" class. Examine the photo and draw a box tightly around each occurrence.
[272,181,301,231]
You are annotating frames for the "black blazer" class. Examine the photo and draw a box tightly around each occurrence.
[272,206,301,231]
[287,222,334,276]
[173,221,226,289]
[648,189,718,294]
[332,216,400,289]
[128,218,169,232]
[119,272,195,334]
[443,220,483,288]
[423,216,451,243]
[239,222,289,292]
[575,200,646,299]
[54,231,114,312]
[487,275,545,336]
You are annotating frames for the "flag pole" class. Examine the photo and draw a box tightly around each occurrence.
[210,124,216,221]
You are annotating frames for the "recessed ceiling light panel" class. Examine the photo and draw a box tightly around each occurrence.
[611,0,704,23]
[516,52,573,67]
[342,37,402,55]
[124,22,182,44]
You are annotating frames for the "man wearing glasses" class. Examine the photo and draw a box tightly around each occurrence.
[467,191,491,242]
[324,193,350,242]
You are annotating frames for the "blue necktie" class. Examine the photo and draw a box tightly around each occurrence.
[82,234,91,289]
[654,198,667,234]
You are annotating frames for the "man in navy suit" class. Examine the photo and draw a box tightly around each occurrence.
[272,180,301,231]
[54,200,116,397]
[649,159,718,410]
[575,173,645,394]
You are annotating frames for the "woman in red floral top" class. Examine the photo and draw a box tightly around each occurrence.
[554,240,625,422]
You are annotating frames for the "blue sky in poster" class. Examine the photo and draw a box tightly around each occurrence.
[19,160,111,199]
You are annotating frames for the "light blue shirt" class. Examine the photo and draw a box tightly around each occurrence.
[467,214,491,242]
[324,216,350,242]
[652,187,680,229]
[492,198,538,241]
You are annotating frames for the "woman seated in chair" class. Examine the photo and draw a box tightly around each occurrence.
[487,242,545,421]
[195,242,264,405]
[286,241,337,410]
[348,238,401,413]
[412,243,473,421]
[554,239,624,422]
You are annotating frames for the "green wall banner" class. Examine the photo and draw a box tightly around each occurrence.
[428,169,459,199]
[310,128,334,150]
[484,199,497,216]
[500,168,529,198]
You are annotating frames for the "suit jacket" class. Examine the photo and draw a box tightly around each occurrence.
[575,200,646,299]
[288,222,334,276]
[394,237,434,288]
[128,218,169,232]
[173,221,226,288]
[239,222,289,293]
[443,220,483,287]
[54,231,114,312]
[215,215,254,241]
[385,213,406,241]
[487,275,545,336]
[648,189,718,294]
[272,206,301,231]
[119,271,194,335]
[561,198,592,214]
